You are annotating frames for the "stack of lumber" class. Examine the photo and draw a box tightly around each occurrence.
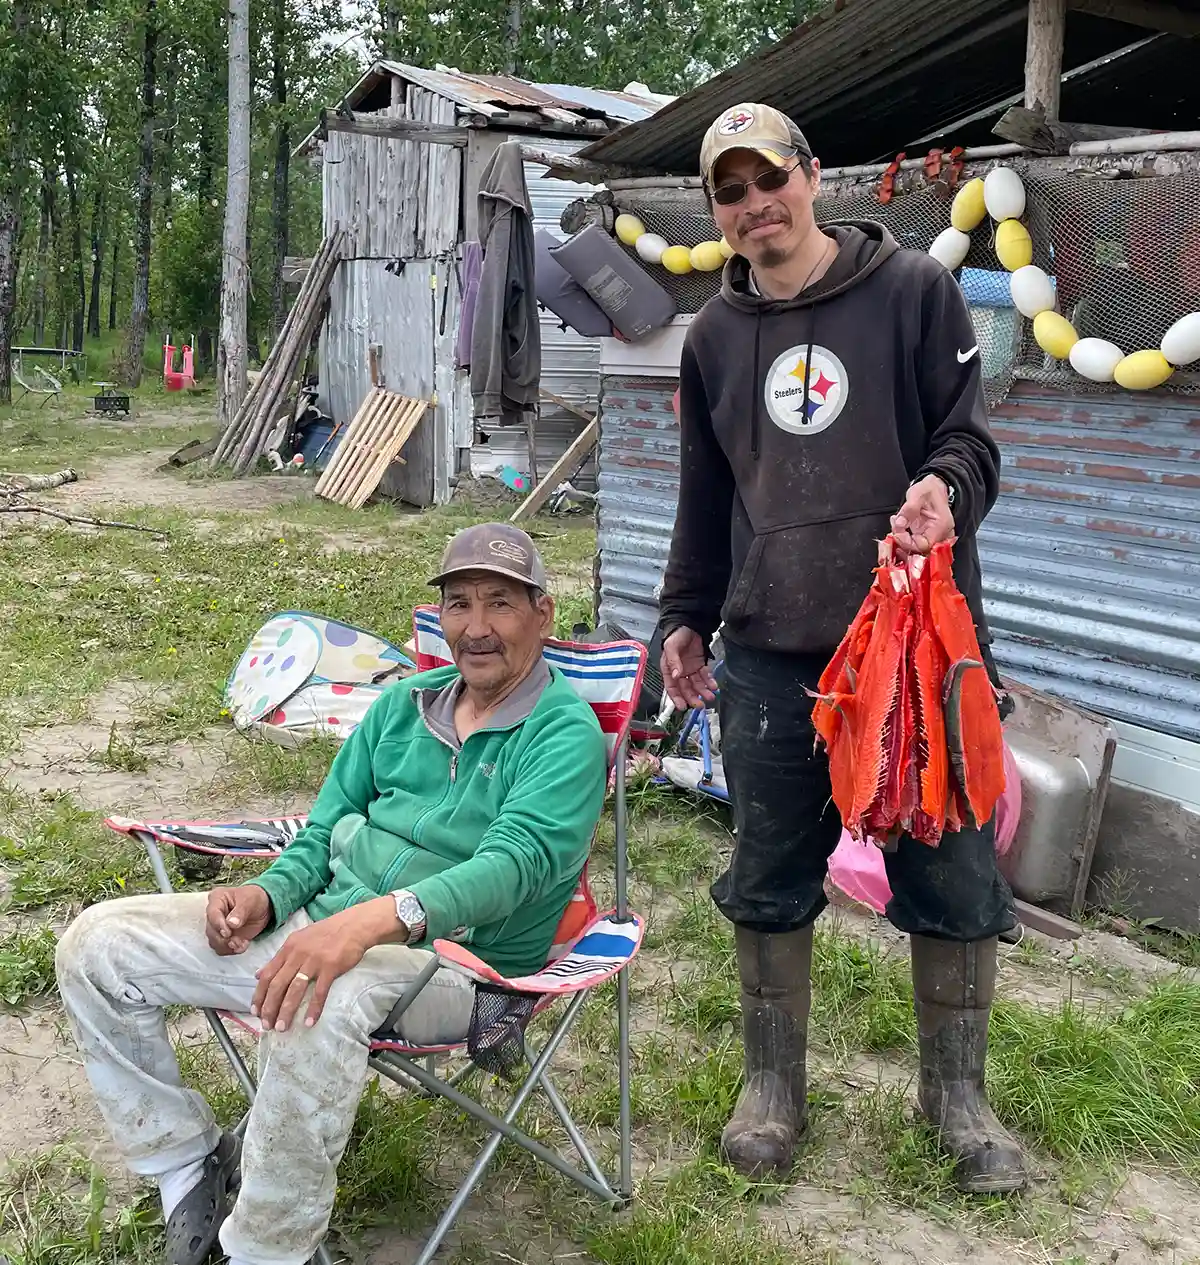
[313,388,428,508]
[212,228,345,475]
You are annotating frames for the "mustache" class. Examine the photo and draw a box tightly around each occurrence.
[738,207,791,234]
[456,636,504,655]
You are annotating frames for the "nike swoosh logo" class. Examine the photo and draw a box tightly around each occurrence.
[957,345,979,364]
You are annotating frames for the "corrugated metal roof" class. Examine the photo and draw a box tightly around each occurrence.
[327,59,661,132]
[577,0,1196,173]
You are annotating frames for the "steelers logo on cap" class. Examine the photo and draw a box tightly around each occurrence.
[717,107,755,135]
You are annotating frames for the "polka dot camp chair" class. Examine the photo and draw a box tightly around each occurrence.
[105,606,648,1265]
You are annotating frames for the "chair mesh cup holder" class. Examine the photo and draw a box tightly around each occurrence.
[467,984,541,1080]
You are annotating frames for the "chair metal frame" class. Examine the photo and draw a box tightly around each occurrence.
[114,609,647,1265]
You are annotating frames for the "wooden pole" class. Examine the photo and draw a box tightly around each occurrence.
[228,234,341,472]
[213,230,339,465]
[526,408,539,490]
[1025,0,1067,119]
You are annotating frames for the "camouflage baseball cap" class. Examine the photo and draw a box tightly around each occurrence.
[700,102,813,188]
[428,523,548,590]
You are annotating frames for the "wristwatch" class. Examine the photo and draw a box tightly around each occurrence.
[391,889,427,944]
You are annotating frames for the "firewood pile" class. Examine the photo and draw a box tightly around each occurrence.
[211,227,346,475]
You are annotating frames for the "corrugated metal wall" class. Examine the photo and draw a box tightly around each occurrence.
[981,383,1200,741]
[319,85,462,506]
[319,257,458,507]
[596,376,680,642]
[471,141,601,490]
[595,374,1200,743]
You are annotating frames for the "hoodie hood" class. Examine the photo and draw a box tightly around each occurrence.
[720,221,900,311]
[718,222,900,460]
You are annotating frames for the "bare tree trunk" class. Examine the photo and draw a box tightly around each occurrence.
[108,233,120,330]
[160,38,179,222]
[0,0,30,405]
[268,0,290,347]
[218,0,251,430]
[122,0,158,387]
[506,0,521,74]
[88,181,106,339]
[196,51,219,375]
[64,153,87,353]
[0,196,19,405]
[380,0,398,56]
[33,173,51,345]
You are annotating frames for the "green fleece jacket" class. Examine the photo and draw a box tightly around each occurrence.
[249,665,607,977]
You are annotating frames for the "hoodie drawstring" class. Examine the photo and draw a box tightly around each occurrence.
[750,309,763,460]
[801,304,817,426]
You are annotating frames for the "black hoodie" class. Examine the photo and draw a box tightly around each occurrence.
[658,221,1001,657]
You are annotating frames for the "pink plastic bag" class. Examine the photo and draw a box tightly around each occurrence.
[827,743,1022,915]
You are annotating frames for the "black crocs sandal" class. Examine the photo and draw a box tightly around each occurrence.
[164,1132,242,1265]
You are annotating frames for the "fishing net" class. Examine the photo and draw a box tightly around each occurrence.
[613,169,1200,406]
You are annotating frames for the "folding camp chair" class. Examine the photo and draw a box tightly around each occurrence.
[11,361,60,407]
[104,606,648,1265]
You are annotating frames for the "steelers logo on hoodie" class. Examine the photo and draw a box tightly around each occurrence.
[763,344,849,435]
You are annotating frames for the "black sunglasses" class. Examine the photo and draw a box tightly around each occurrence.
[711,160,802,207]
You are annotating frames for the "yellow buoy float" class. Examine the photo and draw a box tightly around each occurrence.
[690,241,726,272]
[1033,311,1079,360]
[950,178,987,232]
[994,219,1033,271]
[1114,349,1174,391]
[614,214,646,246]
[661,245,694,275]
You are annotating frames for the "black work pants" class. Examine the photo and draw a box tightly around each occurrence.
[711,639,1016,942]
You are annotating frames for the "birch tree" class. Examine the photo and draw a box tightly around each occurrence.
[218,0,252,429]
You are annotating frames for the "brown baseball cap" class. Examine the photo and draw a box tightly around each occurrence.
[700,102,813,188]
[428,523,548,590]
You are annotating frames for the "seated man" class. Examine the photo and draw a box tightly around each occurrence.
[56,523,608,1265]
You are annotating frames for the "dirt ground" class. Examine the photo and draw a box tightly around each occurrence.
[2,437,1198,1265]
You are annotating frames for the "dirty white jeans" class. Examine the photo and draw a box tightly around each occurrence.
[55,891,475,1265]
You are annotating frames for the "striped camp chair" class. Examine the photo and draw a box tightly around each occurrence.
[105,606,648,1265]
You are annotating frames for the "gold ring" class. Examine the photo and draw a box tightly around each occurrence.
[295,972,311,983]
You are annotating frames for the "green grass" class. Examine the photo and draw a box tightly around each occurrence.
[1,389,214,477]
[0,500,596,732]
[0,787,147,913]
[0,924,59,1008]
[3,403,1200,1263]
[583,1160,819,1265]
[0,1151,161,1264]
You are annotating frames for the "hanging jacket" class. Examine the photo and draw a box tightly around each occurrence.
[471,141,541,426]
[658,221,1001,657]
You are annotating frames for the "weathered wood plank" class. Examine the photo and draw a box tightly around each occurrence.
[510,417,599,524]
[993,106,1160,155]
[321,108,469,146]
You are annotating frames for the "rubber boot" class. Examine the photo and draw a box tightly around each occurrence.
[911,935,1027,1193]
[720,924,813,1180]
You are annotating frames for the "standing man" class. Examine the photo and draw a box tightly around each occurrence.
[658,103,1024,1194]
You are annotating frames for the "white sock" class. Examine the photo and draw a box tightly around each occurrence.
[157,1156,206,1221]
[226,1258,256,1265]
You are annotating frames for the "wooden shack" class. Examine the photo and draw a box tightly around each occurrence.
[296,62,665,506]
